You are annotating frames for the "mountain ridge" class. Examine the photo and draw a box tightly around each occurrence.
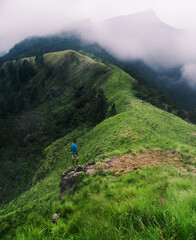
[1,10,195,111]
[0,49,195,239]
[1,34,195,111]
[0,49,135,203]
[104,9,180,31]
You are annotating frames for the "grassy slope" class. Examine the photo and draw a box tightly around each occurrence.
[0,50,133,202]
[0,51,196,239]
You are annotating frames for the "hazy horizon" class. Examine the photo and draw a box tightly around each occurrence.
[1,0,196,88]
[1,0,196,53]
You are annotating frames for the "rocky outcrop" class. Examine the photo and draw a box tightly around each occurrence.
[52,213,60,223]
[60,163,95,197]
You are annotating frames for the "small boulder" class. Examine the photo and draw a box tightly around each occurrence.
[52,213,59,223]
[60,163,95,197]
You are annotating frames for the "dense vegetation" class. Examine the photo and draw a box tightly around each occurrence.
[0,50,117,202]
[1,33,195,111]
[0,98,195,239]
[0,49,195,239]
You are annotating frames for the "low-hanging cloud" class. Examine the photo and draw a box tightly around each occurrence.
[1,0,196,88]
[70,11,196,88]
[181,63,196,88]
[1,0,196,51]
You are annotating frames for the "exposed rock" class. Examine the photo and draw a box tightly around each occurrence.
[52,213,60,223]
[60,162,95,197]
[88,161,95,166]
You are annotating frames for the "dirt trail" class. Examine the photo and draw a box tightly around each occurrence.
[95,151,195,175]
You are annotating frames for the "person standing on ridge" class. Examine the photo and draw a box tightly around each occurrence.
[71,139,79,166]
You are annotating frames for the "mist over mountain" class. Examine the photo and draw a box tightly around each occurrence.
[0,51,7,57]
[62,10,196,110]
[0,49,195,239]
[1,10,196,110]
[69,10,196,90]
[69,10,181,64]
[100,10,183,68]
[1,2,196,239]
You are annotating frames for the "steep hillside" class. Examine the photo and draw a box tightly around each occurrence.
[1,33,194,111]
[0,50,135,202]
[0,98,195,239]
[0,51,195,239]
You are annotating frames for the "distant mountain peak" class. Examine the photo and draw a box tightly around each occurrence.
[104,9,178,33]
[105,9,158,21]
[141,9,157,16]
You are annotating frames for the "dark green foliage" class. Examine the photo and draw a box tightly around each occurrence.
[18,60,35,83]
[133,78,185,118]
[89,89,109,124]
[7,61,17,83]
[0,49,195,240]
[109,103,117,117]
[2,33,195,111]
[1,47,191,203]
[35,54,44,67]
[0,68,5,79]
[189,110,196,124]
[70,51,80,64]
[0,51,113,203]
[73,87,110,125]
[1,35,108,63]
[0,59,38,118]
[30,87,38,103]
[0,51,195,240]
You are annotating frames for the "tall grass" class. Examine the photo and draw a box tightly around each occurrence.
[2,166,195,239]
[0,50,195,239]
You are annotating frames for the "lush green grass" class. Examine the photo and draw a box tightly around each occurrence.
[0,50,135,202]
[55,166,196,240]
[0,50,195,239]
[0,97,195,239]
[1,166,195,240]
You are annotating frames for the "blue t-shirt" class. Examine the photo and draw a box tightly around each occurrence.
[71,143,77,154]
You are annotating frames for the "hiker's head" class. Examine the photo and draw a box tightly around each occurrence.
[73,138,77,143]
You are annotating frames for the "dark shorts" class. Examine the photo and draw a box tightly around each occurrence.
[72,154,79,160]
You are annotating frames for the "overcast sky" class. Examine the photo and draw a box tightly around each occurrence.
[1,0,196,88]
[1,0,196,53]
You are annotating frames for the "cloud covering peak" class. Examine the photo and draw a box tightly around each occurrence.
[1,0,196,89]
[1,0,196,52]
[67,11,196,88]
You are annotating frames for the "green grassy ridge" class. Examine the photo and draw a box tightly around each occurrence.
[1,33,194,111]
[0,50,195,238]
[1,49,135,115]
[33,98,196,182]
[0,49,136,202]
[80,100,195,163]
[0,96,195,238]
[1,166,195,239]
[47,166,195,240]
[1,50,134,200]
[43,50,135,113]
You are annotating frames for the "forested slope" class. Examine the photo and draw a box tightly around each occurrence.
[0,50,195,239]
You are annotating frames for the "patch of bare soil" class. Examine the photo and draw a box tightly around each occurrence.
[96,151,195,175]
